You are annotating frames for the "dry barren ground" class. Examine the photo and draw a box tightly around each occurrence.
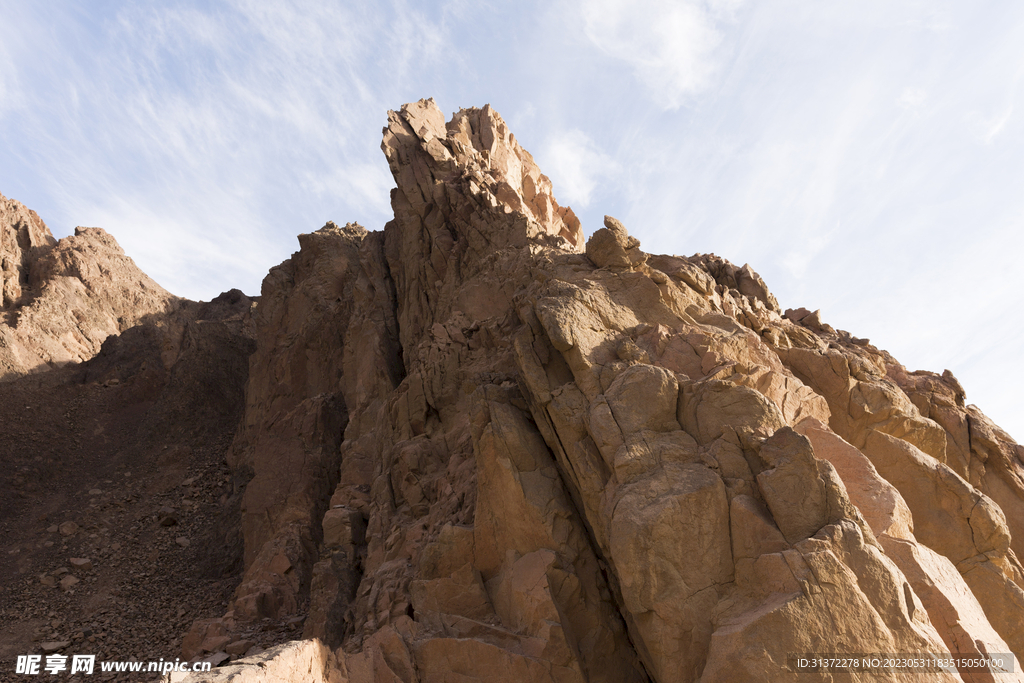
[0,296,308,681]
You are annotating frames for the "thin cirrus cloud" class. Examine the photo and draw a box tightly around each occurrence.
[0,45,14,116]
[1,1,1023,438]
[536,129,618,209]
[966,106,1015,145]
[0,0,446,298]
[580,0,741,109]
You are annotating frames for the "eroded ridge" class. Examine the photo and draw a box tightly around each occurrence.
[188,99,1024,683]
[8,100,1019,683]
[1,192,178,378]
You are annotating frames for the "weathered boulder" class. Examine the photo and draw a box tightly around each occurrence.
[182,639,344,683]
[586,215,647,269]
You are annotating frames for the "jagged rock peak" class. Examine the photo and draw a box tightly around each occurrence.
[380,99,589,361]
[382,98,584,251]
[167,103,1024,682]
[1,191,57,308]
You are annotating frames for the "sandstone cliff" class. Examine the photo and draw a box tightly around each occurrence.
[175,99,1024,682]
[0,192,178,379]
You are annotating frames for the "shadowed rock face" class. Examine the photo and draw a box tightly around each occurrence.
[0,276,258,667]
[6,99,1024,682]
[0,192,179,379]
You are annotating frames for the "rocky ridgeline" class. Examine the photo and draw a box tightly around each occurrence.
[175,100,1024,682]
[0,197,263,681]
[4,99,1024,682]
[1,192,178,379]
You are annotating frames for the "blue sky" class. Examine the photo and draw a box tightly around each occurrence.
[2,0,1022,439]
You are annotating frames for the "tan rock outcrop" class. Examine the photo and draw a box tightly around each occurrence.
[0,192,178,379]
[796,417,915,541]
[586,216,647,269]
[881,537,1020,682]
[776,316,1024,662]
[197,100,1024,683]
[225,221,402,624]
[182,639,345,683]
[1,192,55,308]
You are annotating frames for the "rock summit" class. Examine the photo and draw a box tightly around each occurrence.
[3,99,1024,683]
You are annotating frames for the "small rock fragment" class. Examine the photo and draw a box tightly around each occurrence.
[69,557,93,571]
[159,506,178,526]
[225,639,254,656]
[585,216,647,269]
[268,554,291,575]
[201,652,231,668]
[322,508,366,548]
[40,641,70,653]
[202,636,232,653]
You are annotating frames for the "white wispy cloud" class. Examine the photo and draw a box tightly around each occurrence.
[897,87,927,111]
[580,0,742,109]
[0,0,449,298]
[966,106,1014,144]
[539,129,617,209]
[0,47,15,118]
[781,228,834,280]
[301,162,396,220]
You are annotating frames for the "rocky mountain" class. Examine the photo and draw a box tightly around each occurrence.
[3,99,1024,682]
[0,193,178,379]
[0,201,263,677]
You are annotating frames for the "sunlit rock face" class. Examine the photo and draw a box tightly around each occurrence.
[1,191,178,380]
[185,99,1024,683]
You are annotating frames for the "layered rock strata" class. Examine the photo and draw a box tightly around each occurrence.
[0,192,178,379]
[170,99,1024,682]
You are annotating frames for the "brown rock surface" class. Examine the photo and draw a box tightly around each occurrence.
[0,268,262,679]
[9,100,1024,683]
[187,100,1024,683]
[183,639,345,682]
[1,192,179,379]
[1,192,55,308]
